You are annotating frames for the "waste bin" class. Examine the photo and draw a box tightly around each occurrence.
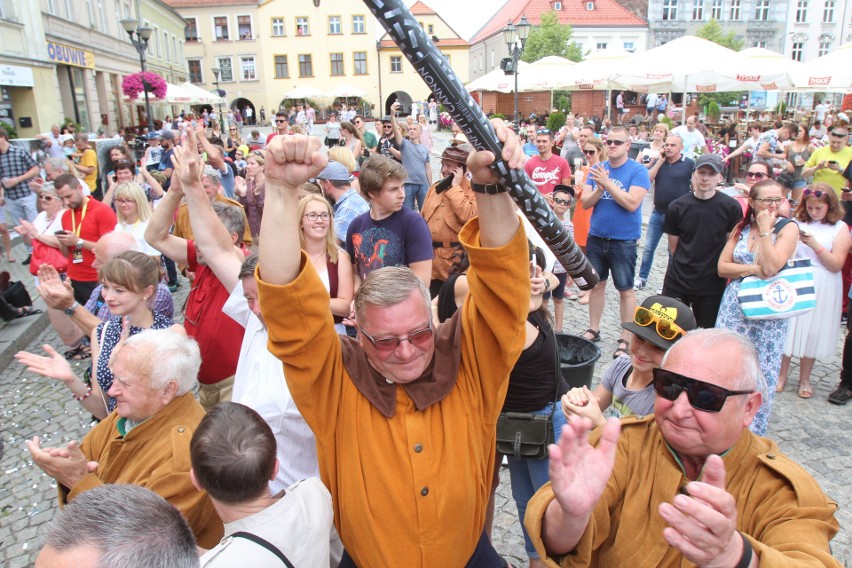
[555,333,602,390]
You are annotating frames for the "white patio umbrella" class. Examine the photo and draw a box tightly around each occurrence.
[465,61,535,93]
[282,86,328,100]
[791,43,852,92]
[715,47,803,91]
[178,82,226,105]
[327,83,367,99]
[533,49,632,91]
[124,82,194,105]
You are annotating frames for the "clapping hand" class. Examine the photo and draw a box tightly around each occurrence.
[26,437,98,489]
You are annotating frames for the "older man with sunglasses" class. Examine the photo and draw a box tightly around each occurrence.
[525,328,841,568]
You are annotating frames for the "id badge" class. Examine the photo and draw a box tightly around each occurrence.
[72,249,83,264]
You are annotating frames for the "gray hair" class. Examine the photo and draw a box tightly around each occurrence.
[666,133,684,146]
[44,157,70,174]
[40,182,58,197]
[663,328,767,401]
[212,202,246,239]
[124,330,200,395]
[42,484,199,568]
[239,252,258,280]
[354,266,431,324]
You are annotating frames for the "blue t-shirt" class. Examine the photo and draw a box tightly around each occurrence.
[345,207,433,281]
[400,139,430,186]
[218,162,236,199]
[588,159,650,240]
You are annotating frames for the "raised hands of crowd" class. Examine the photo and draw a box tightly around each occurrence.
[170,136,205,193]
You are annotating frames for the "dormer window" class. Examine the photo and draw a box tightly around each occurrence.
[586,1,594,9]
[554,2,562,9]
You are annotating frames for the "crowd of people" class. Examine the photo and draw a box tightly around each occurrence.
[0,98,846,568]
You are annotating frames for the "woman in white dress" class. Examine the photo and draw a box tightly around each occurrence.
[778,183,851,398]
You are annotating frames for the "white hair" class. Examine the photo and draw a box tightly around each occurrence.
[124,330,200,395]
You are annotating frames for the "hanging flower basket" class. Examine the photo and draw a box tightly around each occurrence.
[122,72,168,100]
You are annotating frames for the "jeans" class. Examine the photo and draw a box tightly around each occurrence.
[506,402,567,558]
[404,182,429,211]
[585,235,638,291]
[5,192,38,252]
[639,209,666,281]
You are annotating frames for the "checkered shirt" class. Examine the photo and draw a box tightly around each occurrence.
[0,144,37,200]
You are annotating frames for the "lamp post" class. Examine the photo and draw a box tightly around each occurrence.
[502,16,531,124]
[211,67,225,126]
[120,18,154,130]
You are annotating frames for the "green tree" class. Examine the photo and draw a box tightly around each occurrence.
[520,11,583,63]
[694,19,744,51]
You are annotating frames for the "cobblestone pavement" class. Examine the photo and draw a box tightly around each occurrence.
[0,128,849,567]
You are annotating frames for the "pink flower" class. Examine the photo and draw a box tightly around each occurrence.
[122,72,167,100]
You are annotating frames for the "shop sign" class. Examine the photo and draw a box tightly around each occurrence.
[46,42,95,69]
[0,65,34,87]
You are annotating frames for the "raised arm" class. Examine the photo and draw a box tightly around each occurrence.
[390,101,404,146]
[144,168,188,265]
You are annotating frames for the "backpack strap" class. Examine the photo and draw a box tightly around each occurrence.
[230,532,295,568]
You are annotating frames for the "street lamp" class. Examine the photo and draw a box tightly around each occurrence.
[211,67,225,126]
[502,15,531,123]
[120,18,154,130]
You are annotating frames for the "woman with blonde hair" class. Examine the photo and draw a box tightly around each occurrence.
[418,114,433,150]
[639,122,668,166]
[328,146,361,191]
[340,121,365,164]
[573,136,606,304]
[297,194,354,334]
[113,182,159,258]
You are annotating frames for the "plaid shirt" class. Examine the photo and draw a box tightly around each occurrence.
[0,144,37,200]
[333,187,370,243]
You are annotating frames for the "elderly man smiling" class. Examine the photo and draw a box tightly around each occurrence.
[25,329,223,549]
[526,328,841,567]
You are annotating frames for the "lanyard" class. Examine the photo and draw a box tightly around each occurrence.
[71,198,89,238]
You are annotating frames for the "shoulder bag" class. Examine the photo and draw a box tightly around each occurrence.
[496,330,561,461]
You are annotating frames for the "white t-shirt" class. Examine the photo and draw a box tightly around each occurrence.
[114,220,160,257]
[671,125,707,159]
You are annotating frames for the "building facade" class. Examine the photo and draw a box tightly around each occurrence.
[647,0,788,50]
[783,0,852,62]
[469,0,648,81]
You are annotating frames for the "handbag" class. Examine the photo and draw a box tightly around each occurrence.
[30,240,68,276]
[496,330,561,461]
[737,258,815,320]
[3,280,32,309]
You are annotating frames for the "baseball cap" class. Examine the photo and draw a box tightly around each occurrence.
[440,144,472,167]
[621,295,697,351]
[694,153,723,174]
[552,184,575,199]
[314,161,352,182]
[159,130,176,141]
[381,115,393,123]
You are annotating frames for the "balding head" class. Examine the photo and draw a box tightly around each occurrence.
[92,232,139,271]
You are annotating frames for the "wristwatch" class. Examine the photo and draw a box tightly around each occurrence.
[64,301,79,316]
[75,239,84,249]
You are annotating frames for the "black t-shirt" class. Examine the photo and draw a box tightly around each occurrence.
[502,310,568,413]
[653,155,694,211]
[662,191,743,296]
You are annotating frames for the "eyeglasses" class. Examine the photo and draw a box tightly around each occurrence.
[803,188,826,198]
[229,128,237,131]
[303,212,330,222]
[39,195,56,202]
[114,199,135,206]
[605,139,627,146]
[754,197,785,204]
[830,131,849,138]
[553,197,571,205]
[358,324,434,352]
[633,306,686,341]
[275,119,287,123]
[652,368,753,413]
[583,149,597,155]
[746,171,768,179]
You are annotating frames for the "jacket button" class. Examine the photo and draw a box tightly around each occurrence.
[177,427,185,433]
[421,487,429,496]
[414,444,423,453]
[767,453,776,459]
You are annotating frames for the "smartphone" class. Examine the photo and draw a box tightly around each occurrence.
[799,230,810,237]
[434,174,454,194]
[530,253,537,277]
[54,230,68,235]
[828,160,839,166]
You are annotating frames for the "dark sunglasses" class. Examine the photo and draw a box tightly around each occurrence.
[652,368,753,413]
[537,128,551,134]
[803,188,826,198]
[553,197,572,205]
[830,131,848,138]
[358,324,433,352]
[605,139,626,146]
[275,119,287,123]
[746,171,768,179]
[634,306,685,341]
[583,149,597,156]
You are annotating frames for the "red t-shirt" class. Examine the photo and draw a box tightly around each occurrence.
[184,240,246,384]
[61,198,117,282]
[523,154,571,195]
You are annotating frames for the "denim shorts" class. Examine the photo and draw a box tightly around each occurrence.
[546,272,569,301]
[585,235,637,291]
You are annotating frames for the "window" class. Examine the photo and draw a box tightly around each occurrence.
[795,1,808,23]
[144,20,152,55]
[185,17,199,42]
[623,41,635,52]
[823,0,835,22]
[390,55,402,73]
[188,60,202,83]
[791,41,804,61]
[64,0,74,20]
[238,15,252,40]
[97,0,107,32]
[85,0,95,28]
[352,15,365,33]
[298,54,312,76]
[490,49,495,67]
[354,52,367,75]
[586,1,594,8]
[662,0,678,20]
[711,0,722,19]
[240,56,256,80]
[330,52,344,75]
[754,0,769,21]
[172,36,178,63]
[296,16,309,36]
[274,55,289,78]
[214,16,229,41]
[428,24,434,34]
[154,26,161,56]
[271,17,285,37]
[163,31,170,62]
[692,0,703,20]
[329,15,341,34]
[729,0,740,19]
[554,1,562,9]
[819,38,831,56]
[217,57,233,81]
[47,0,56,15]
[753,40,767,48]
[596,41,608,50]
